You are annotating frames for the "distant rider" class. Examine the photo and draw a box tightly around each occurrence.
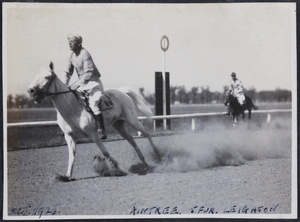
[224,72,245,115]
[63,34,107,140]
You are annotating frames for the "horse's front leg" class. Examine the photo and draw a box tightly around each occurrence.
[233,115,238,126]
[63,134,76,181]
[56,133,76,182]
[90,132,120,170]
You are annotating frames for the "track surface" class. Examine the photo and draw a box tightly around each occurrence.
[6,124,292,219]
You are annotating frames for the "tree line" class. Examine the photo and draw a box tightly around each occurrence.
[140,86,291,105]
[7,86,291,109]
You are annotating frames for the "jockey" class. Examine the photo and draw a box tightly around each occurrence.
[224,72,246,115]
[63,34,107,140]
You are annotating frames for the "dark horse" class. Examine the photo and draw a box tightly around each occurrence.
[225,94,258,124]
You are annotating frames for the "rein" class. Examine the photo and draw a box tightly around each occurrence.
[42,70,90,112]
[45,90,73,96]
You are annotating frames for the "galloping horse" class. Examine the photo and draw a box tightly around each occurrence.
[28,62,162,181]
[225,94,258,124]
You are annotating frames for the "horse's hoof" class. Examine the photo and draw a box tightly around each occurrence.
[129,163,154,175]
[115,169,128,176]
[55,174,74,182]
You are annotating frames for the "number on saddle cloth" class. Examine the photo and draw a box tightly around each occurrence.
[99,94,114,111]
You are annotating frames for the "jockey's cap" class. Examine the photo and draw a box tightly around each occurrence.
[231,72,236,77]
[67,34,82,44]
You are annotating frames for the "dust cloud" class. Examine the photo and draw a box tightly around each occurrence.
[154,117,292,173]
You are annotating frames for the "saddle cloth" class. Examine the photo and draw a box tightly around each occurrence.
[99,94,114,111]
[77,91,114,112]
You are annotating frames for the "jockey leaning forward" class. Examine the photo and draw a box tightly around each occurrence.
[224,72,246,115]
[63,34,107,140]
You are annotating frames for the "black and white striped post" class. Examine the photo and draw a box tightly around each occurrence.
[160,35,169,130]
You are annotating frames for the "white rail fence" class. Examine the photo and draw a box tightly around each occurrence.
[7,109,292,132]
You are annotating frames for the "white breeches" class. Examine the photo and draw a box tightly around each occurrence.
[79,79,104,115]
[236,94,245,105]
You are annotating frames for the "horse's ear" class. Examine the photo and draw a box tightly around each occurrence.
[49,61,54,71]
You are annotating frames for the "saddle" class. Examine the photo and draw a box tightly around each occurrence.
[76,90,114,113]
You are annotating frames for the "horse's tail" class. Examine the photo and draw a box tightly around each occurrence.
[252,103,259,110]
[120,88,153,117]
[247,96,259,110]
[250,99,259,110]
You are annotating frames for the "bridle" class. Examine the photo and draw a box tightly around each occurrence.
[42,70,90,112]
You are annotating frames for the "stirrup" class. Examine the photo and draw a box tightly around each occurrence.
[98,129,107,140]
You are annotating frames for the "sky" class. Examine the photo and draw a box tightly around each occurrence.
[3,2,296,97]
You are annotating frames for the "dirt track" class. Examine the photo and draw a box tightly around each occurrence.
[6,121,293,219]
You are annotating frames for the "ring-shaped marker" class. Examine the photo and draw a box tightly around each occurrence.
[161,35,169,52]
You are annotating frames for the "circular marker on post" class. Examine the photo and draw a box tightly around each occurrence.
[160,35,169,52]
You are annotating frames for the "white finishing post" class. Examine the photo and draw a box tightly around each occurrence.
[191,117,196,131]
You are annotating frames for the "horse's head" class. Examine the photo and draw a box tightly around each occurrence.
[28,62,56,104]
[224,92,234,104]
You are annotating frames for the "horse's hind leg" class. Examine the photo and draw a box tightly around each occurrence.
[248,109,252,120]
[112,120,148,165]
[125,119,162,161]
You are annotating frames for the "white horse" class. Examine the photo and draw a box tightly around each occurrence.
[28,62,162,181]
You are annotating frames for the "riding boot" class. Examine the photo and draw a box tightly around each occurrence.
[95,113,107,140]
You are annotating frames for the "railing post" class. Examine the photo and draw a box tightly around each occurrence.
[191,117,196,131]
[266,113,271,123]
[153,120,156,131]
[137,120,143,137]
